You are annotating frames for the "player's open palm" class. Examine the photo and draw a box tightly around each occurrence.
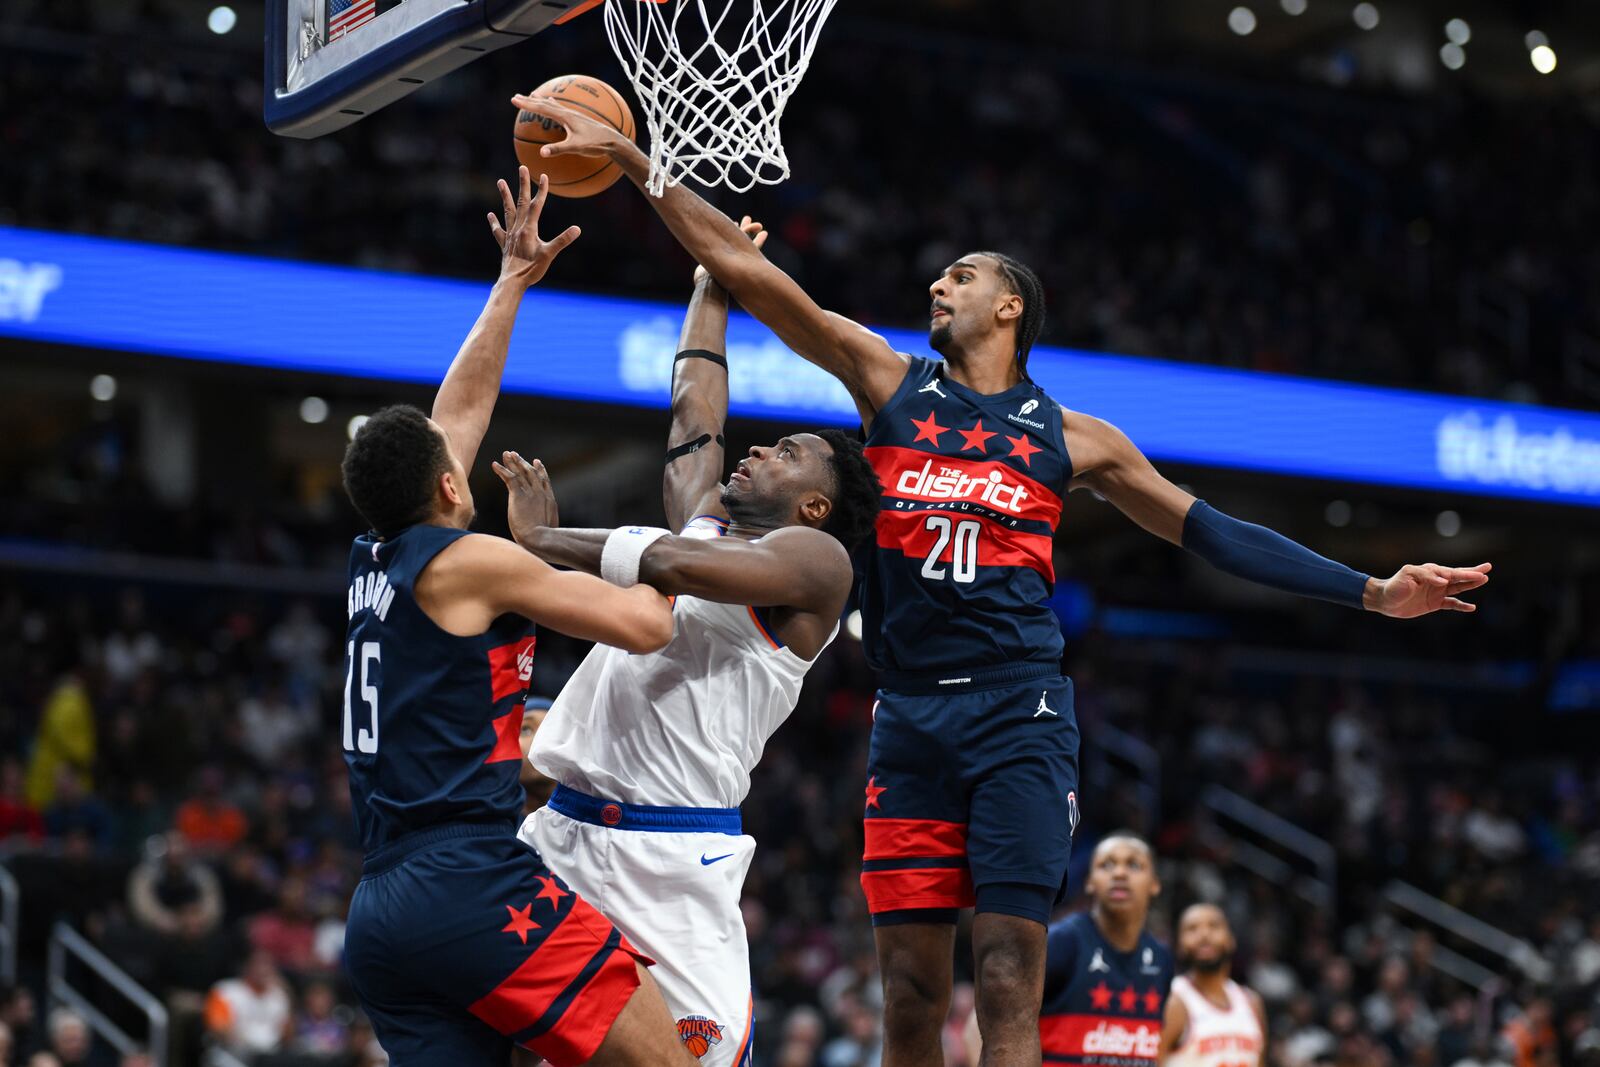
[493,450,559,543]
[1370,562,1492,618]
[487,167,580,288]
[509,96,622,159]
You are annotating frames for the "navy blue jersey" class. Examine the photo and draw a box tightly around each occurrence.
[343,525,536,853]
[1040,912,1174,1065]
[859,357,1071,675]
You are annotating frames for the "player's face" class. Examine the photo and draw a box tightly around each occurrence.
[928,255,1008,354]
[1177,905,1234,973]
[723,433,833,528]
[1086,837,1158,919]
[427,419,475,528]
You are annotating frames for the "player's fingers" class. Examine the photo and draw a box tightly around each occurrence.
[530,172,549,223]
[752,230,769,251]
[531,459,549,481]
[1442,597,1476,612]
[498,178,516,223]
[517,165,532,210]
[546,225,581,256]
[487,213,506,249]
[491,461,514,486]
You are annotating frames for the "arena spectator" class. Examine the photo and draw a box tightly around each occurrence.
[247,877,320,975]
[44,1009,92,1067]
[204,951,292,1057]
[0,759,44,843]
[292,982,350,1055]
[24,669,94,811]
[172,768,247,853]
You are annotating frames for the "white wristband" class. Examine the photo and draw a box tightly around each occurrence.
[600,526,671,587]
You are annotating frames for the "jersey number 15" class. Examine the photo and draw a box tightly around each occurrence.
[920,516,981,584]
[343,640,380,754]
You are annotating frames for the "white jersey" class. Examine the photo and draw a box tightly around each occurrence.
[532,517,837,807]
[1169,976,1265,1067]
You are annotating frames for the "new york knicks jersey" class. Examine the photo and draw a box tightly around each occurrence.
[1040,912,1174,1066]
[1168,976,1264,1067]
[860,356,1070,675]
[343,525,536,852]
[531,517,837,808]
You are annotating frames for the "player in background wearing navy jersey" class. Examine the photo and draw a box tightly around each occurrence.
[968,834,1173,1066]
[338,167,696,1067]
[512,96,1494,1067]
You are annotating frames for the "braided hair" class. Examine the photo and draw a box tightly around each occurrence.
[973,251,1046,379]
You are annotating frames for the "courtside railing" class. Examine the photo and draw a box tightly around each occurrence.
[1082,722,1161,836]
[47,922,169,1066]
[1384,880,1553,985]
[1199,786,1338,911]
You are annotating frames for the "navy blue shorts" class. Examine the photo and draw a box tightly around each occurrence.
[344,822,649,1066]
[861,666,1081,925]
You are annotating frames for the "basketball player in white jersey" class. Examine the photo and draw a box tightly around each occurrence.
[1161,904,1266,1067]
[491,225,883,1066]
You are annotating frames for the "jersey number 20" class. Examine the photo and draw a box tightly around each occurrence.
[343,640,380,753]
[920,516,981,584]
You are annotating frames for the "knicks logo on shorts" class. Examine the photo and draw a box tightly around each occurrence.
[676,1015,725,1059]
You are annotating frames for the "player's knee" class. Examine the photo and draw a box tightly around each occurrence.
[881,962,947,1018]
[974,945,1037,1009]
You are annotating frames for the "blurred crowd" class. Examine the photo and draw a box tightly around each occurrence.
[2,564,1598,1067]
[2,15,1597,407]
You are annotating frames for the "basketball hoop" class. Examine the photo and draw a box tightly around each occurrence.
[601,0,841,195]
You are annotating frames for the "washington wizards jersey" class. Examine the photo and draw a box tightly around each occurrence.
[859,356,1070,675]
[343,525,536,853]
[1040,912,1174,1066]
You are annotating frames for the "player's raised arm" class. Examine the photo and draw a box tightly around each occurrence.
[429,168,580,473]
[508,95,909,426]
[1065,410,1493,616]
[661,218,765,530]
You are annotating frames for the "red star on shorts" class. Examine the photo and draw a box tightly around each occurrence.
[534,876,568,910]
[958,419,997,453]
[910,412,948,445]
[501,903,539,945]
[864,776,887,810]
[1089,982,1113,1011]
[1005,433,1042,467]
[1118,985,1138,1012]
[1143,988,1162,1015]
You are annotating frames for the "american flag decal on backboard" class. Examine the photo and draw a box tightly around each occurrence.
[326,0,381,41]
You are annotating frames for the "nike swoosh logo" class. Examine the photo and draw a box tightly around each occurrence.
[700,853,735,866]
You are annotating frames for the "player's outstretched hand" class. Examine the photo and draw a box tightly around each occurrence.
[493,450,558,543]
[487,167,581,288]
[1365,562,1492,618]
[509,96,627,159]
[694,216,767,287]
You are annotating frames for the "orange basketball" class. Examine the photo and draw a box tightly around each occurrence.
[513,74,635,198]
[683,1035,710,1058]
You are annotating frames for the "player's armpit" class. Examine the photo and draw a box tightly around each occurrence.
[1065,411,1194,545]
[638,526,852,615]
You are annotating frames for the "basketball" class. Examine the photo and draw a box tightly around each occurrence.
[683,1035,710,1058]
[514,74,635,198]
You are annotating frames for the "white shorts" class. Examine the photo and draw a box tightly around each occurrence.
[519,789,756,1067]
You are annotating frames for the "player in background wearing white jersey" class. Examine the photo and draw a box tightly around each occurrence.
[492,222,883,1066]
[1161,905,1266,1067]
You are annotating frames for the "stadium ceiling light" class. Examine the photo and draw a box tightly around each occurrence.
[1229,7,1258,35]
[300,396,330,424]
[1352,3,1379,30]
[1525,30,1549,51]
[1440,42,1466,70]
[1280,0,1307,15]
[89,374,117,402]
[1435,510,1461,537]
[1531,45,1557,74]
[1325,500,1353,527]
[347,414,370,440]
[1444,18,1470,45]
[207,5,237,34]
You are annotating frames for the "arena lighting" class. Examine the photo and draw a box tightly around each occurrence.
[1531,45,1557,74]
[1440,43,1466,70]
[299,396,330,424]
[346,415,369,441]
[89,374,117,402]
[1444,18,1470,46]
[1525,30,1548,50]
[1280,0,1307,14]
[1353,3,1379,30]
[206,6,237,34]
[1325,500,1353,527]
[1435,510,1462,537]
[1228,7,1258,35]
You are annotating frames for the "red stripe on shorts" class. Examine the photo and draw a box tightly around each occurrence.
[861,865,975,912]
[468,894,640,1047]
[528,938,647,1067]
[863,818,969,860]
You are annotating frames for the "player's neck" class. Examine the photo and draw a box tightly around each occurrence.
[940,346,1022,396]
[1090,904,1144,953]
[1187,968,1231,999]
[724,520,775,542]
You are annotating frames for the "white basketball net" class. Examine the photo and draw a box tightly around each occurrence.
[603,0,841,195]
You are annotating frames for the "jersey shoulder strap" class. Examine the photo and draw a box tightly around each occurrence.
[866,355,939,436]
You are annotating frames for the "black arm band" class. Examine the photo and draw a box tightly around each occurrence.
[665,432,725,462]
[674,349,728,369]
